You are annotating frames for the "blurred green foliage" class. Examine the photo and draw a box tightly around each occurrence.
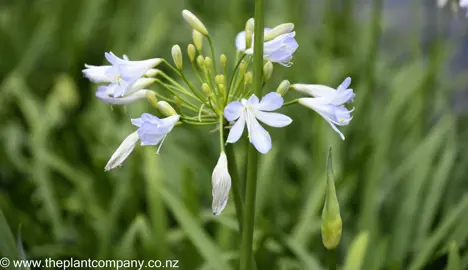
[1,0,468,269]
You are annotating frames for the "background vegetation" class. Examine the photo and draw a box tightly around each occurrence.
[1,0,468,269]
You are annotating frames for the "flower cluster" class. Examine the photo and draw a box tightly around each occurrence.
[83,10,355,215]
[438,0,468,15]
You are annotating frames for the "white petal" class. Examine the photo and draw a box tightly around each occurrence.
[245,110,271,154]
[292,84,335,98]
[211,153,231,215]
[227,112,245,143]
[325,119,345,140]
[127,78,156,95]
[104,131,139,171]
[96,89,148,105]
[235,31,247,51]
[246,94,259,106]
[254,110,292,128]
[224,101,243,121]
[256,92,284,111]
[82,65,113,83]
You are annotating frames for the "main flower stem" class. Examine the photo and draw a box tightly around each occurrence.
[239,0,264,269]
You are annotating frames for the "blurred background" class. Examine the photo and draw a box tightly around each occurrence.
[1,0,468,269]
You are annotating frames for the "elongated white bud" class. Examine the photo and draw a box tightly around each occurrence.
[263,61,273,81]
[264,23,295,41]
[128,78,156,94]
[193,30,204,51]
[211,152,231,215]
[187,44,196,62]
[182,10,209,36]
[105,131,139,171]
[145,69,160,77]
[276,80,290,96]
[171,45,183,70]
[157,101,177,117]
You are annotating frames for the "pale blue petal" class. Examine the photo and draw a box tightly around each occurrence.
[246,94,260,106]
[105,52,125,65]
[245,110,271,154]
[337,77,351,91]
[224,101,243,121]
[325,119,345,140]
[131,113,161,127]
[137,123,169,146]
[227,113,245,143]
[254,111,292,128]
[97,89,147,105]
[235,31,247,51]
[256,92,284,111]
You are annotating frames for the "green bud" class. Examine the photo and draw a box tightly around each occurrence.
[157,101,177,117]
[187,44,196,62]
[182,10,208,36]
[276,80,290,96]
[204,57,213,71]
[239,60,247,74]
[197,55,205,69]
[220,54,227,69]
[245,30,253,50]
[218,84,226,98]
[246,18,255,32]
[244,72,253,85]
[215,74,225,85]
[146,91,158,109]
[193,30,204,51]
[171,45,183,70]
[263,61,273,82]
[174,96,183,109]
[321,148,342,250]
[202,83,212,97]
[264,23,295,41]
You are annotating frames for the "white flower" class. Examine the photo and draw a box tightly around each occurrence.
[211,152,231,216]
[235,28,298,67]
[461,0,468,15]
[224,92,292,154]
[293,77,355,140]
[95,78,155,104]
[105,131,140,171]
[83,52,162,97]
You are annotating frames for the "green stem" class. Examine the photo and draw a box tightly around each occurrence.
[218,115,225,152]
[239,0,264,269]
[328,249,337,270]
[282,99,298,107]
[207,36,218,73]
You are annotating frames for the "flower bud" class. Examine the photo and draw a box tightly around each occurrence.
[263,61,273,81]
[321,149,342,250]
[264,23,295,42]
[218,84,226,98]
[276,80,290,96]
[157,101,177,117]
[192,30,204,51]
[246,18,255,32]
[174,96,182,109]
[182,10,209,36]
[211,152,231,215]
[202,83,212,97]
[129,78,156,94]
[245,30,254,50]
[145,91,159,109]
[171,45,183,70]
[215,74,225,85]
[187,44,196,62]
[145,69,160,77]
[244,72,253,85]
[204,57,213,71]
[105,131,139,171]
[197,55,205,69]
[239,60,247,74]
[220,54,227,69]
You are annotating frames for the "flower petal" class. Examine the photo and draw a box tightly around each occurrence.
[325,119,345,140]
[131,113,161,128]
[245,110,271,154]
[137,123,169,146]
[83,65,113,83]
[292,84,335,98]
[337,77,351,91]
[246,94,259,106]
[235,31,247,51]
[227,112,245,143]
[224,101,243,121]
[97,89,148,105]
[104,131,139,171]
[254,110,292,128]
[256,92,284,111]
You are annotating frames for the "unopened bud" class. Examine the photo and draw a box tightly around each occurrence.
[264,23,295,41]
[244,72,253,85]
[263,61,273,81]
[215,75,225,85]
[129,78,156,94]
[174,96,183,109]
[202,83,212,97]
[239,60,247,74]
[171,45,183,70]
[187,44,196,62]
[245,30,254,50]
[321,149,342,250]
[145,91,159,108]
[211,152,231,215]
[145,69,160,77]
[104,131,139,171]
[246,18,255,32]
[182,10,209,36]
[204,57,213,71]
[157,101,177,117]
[193,30,204,51]
[220,54,227,69]
[276,80,291,96]
[218,84,226,98]
[197,55,205,69]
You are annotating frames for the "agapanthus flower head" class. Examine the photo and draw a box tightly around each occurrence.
[293,77,355,140]
[236,27,298,67]
[83,52,161,98]
[131,113,180,148]
[211,152,231,216]
[225,92,292,154]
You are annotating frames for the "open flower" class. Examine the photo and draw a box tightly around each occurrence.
[211,152,231,216]
[293,77,355,140]
[235,28,298,67]
[131,113,180,150]
[225,92,292,154]
[83,52,162,97]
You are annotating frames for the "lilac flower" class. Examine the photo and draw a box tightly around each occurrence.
[235,28,298,67]
[95,78,155,104]
[83,52,161,97]
[224,92,292,154]
[293,77,355,140]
